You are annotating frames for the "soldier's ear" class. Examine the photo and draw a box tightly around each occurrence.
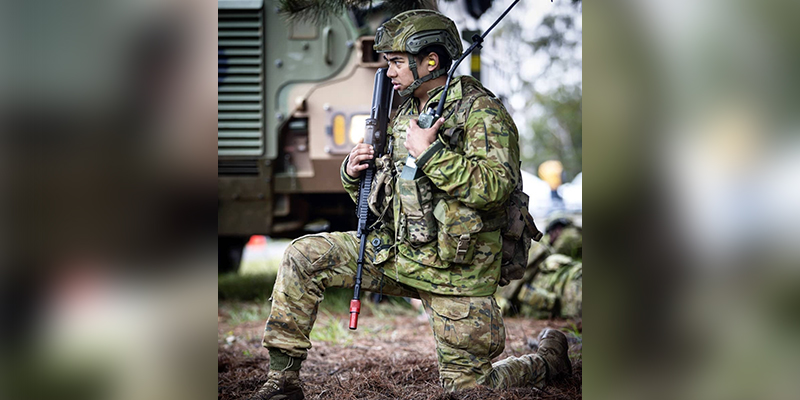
[427,52,439,70]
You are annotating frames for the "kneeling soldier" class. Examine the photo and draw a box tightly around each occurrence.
[249,10,571,399]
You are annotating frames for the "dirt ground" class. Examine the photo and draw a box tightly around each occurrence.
[218,306,582,400]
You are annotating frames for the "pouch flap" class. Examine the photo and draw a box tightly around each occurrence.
[397,242,440,267]
[433,199,483,235]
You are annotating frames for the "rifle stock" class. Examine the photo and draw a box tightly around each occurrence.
[350,68,392,330]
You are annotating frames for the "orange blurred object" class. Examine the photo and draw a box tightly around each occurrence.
[538,160,564,191]
[247,235,267,246]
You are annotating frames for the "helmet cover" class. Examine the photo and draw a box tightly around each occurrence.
[374,9,462,60]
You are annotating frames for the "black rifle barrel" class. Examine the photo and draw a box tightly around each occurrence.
[350,68,392,330]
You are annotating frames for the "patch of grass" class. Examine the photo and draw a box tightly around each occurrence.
[564,320,583,363]
[223,301,273,325]
[318,287,353,314]
[318,290,419,318]
[363,295,417,319]
[564,321,582,340]
[218,272,276,301]
[309,309,353,345]
[239,258,282,276]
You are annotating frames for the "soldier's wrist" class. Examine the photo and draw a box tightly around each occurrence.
[416,139,446,169]
[341,155,361,183]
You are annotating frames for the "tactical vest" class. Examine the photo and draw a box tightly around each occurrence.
[435,89,544,286]
[369,79,542,286]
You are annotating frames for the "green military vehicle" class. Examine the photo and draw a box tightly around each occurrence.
[218,0,395,271]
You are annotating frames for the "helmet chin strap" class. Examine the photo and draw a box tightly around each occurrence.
[398,54,447,97]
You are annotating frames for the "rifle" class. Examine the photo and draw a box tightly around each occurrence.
[400,0,527,180]
[349,68,393,330]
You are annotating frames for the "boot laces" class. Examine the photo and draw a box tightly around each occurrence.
[256,372,286,395]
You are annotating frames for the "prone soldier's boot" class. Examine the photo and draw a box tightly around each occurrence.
[535,328,572,382]
[248,370,304,400]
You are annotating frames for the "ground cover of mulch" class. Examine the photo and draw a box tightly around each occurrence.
[219,309,581,400]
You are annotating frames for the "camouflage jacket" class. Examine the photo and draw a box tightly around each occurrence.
[551,226,582,259]
[341,76,520,296]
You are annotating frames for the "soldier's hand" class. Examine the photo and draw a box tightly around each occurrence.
[345,138,374,179]
[405,117,444,158]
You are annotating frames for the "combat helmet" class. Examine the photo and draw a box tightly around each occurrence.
[374,9,463,96]
[545,217,573,234]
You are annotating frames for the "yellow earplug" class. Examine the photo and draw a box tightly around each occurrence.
[428,59,435,66]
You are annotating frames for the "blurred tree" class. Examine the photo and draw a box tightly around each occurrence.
[528,86,582,180]
[496,0,582,179]
[278,0,445,23]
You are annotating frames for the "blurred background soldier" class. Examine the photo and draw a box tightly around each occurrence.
[497,217,582,319]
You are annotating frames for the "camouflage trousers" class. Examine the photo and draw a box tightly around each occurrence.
[263,231,549,391]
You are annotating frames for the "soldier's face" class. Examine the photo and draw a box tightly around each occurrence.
[384,52,425,93]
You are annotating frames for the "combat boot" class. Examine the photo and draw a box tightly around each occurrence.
[249,370,304,400]
[536,328,572,382]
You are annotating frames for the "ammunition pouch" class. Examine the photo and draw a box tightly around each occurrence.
[433,199,484,264]
[398,175,437,245]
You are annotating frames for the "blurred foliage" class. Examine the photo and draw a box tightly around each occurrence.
[309,309,355,344]
[499,1,582,179]
[224,301,274,325]
[218,273,276,301]
[277,0,448,23]
[528,86,582,180]
[531,7,583,78]
[218,271,386,316]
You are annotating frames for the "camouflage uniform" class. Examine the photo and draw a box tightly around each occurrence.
[551,224,582,259]
[498,223,582,319]
[258,9,567,395]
